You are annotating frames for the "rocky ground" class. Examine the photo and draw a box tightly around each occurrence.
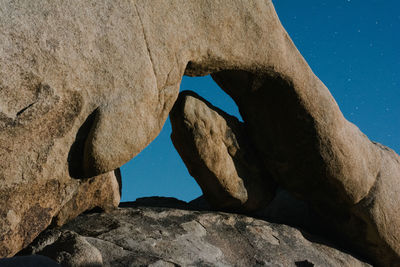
[14,197,371,267]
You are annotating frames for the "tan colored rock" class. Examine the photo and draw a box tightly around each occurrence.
[209,59,400,265]
[170,91,276,211]
[53,170,121,227]
[0,0,399,265]
[0,169,120,258]
[0,0,144,257]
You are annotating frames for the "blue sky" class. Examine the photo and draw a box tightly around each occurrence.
[120,0,400,202]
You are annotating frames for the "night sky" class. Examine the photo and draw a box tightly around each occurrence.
[120,0,400,202]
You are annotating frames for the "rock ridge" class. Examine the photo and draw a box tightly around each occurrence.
[19,197,372,267]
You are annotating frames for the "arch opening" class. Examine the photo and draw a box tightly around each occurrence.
[120,75,242,202]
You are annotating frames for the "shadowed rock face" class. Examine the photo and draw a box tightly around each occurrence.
[170,91,276,212]
[0,255,60,267]
[0,0,399,265]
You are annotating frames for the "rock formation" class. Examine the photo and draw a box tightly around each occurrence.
[209,71,400,265]
[0,0,399,265]
[170,91,276,212]
[170,88,400,265]
[19,198,371,267]
[25,230,103,267]
[0,168,120,258]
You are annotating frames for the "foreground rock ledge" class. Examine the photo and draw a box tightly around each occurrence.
[20,198,371,267]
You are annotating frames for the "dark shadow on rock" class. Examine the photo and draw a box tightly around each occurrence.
[119,197,191,210]
[114,168,122,197]
[68,108,98,179]
[298,224,373,265]
[295,260,314,267]
[120,196,222,215]
[251,188,372,265]
[0,255,61,267]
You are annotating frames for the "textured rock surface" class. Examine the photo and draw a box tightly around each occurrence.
[52,170,121,227]
[0,0,162,256]
[0,0,399,264]
[170,91,276,211]
[22,198,371,267]
[171,87,400,265]
[0,169,120,258]
[0,167,120,259]
[25,230,103,267]
[191,189,325,239]
[210,71,400,265]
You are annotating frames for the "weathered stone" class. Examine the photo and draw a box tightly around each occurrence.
[192,188,332,244]
[171,82,400,265]
[210,71,400,265]
[23,230,102,267]
[170,91,276,212]
[0,170,120,258]
[0,0,168,256]
[169,91,325,235]
[0,0,399,264]
[22,198,371,267]
[53,170,121,227]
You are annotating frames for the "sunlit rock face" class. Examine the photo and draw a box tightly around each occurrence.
[0,0,399,265]
[170,91,276,212]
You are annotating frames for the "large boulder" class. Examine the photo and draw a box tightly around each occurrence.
[0,0,399,264]
[21,198,372,267]
[0,0,163,256]
[170,91,276,212]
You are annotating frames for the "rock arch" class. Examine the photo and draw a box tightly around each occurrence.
[0,0,399,265]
